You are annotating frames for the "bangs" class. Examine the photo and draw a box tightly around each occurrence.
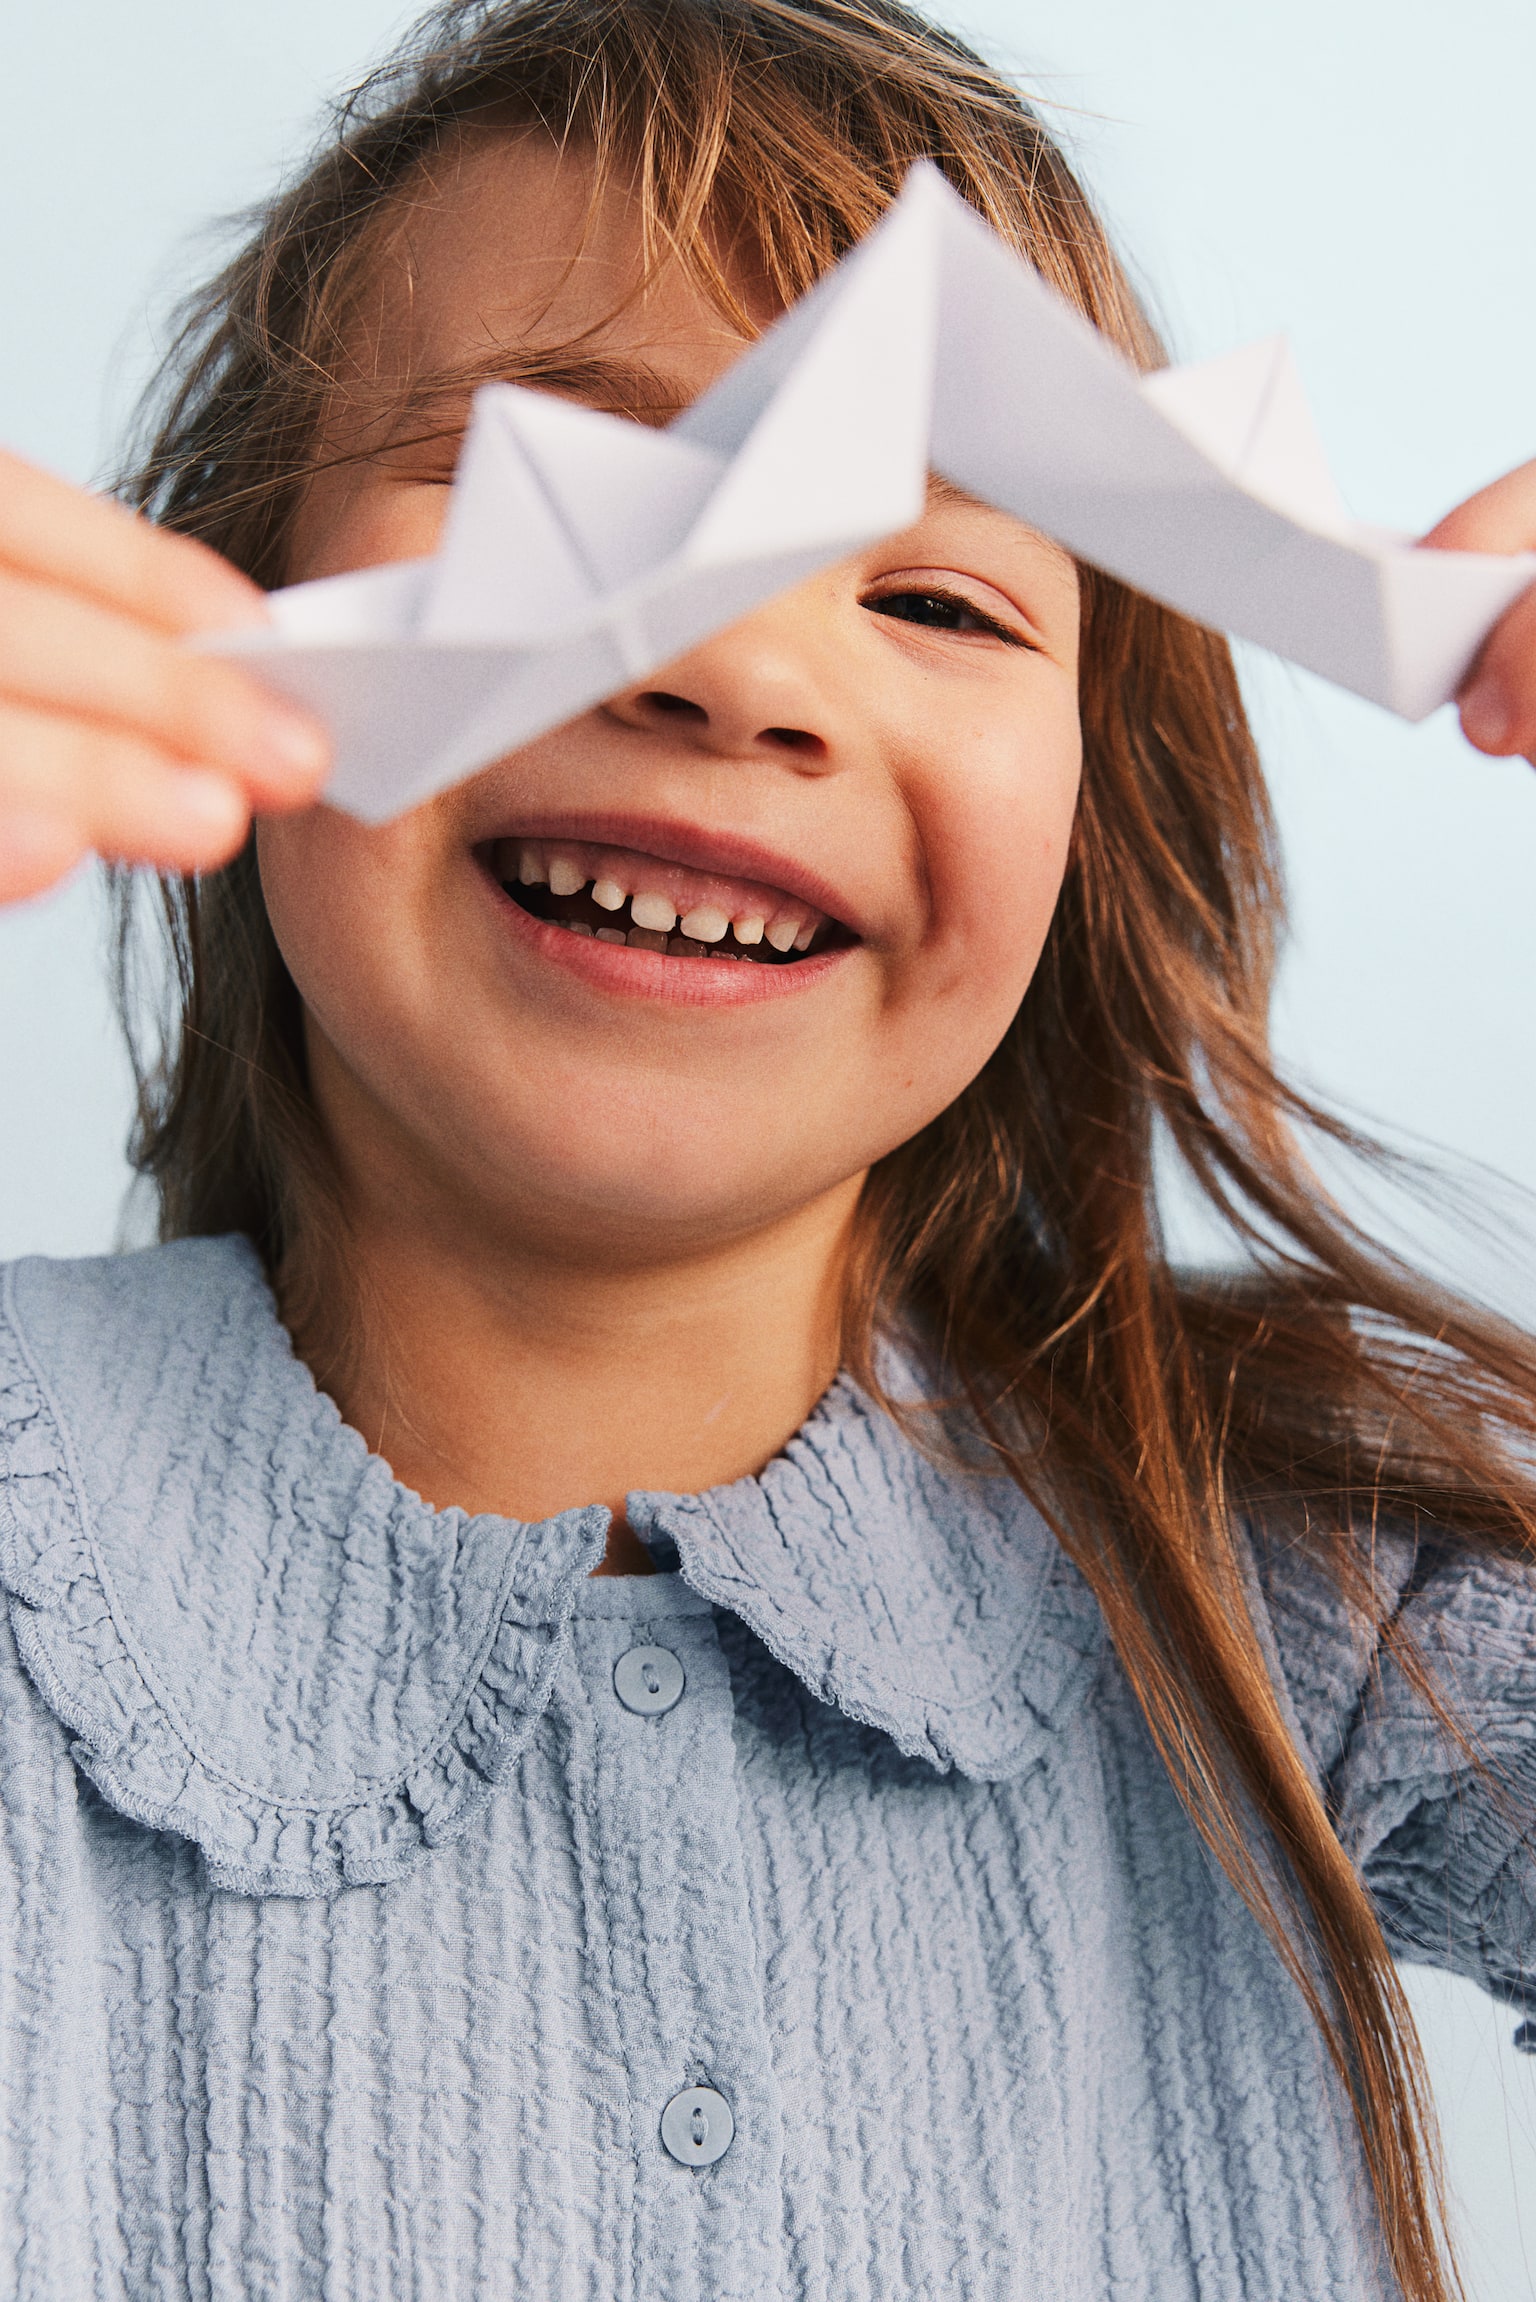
[128,0,1157,577]
[385,0,1079,315]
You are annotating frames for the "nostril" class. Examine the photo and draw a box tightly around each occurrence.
[639,690,708,722]
[763,727,821,753]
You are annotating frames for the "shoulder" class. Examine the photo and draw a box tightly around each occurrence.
[0,1237,286,1581]
[0,1235,600,1897]
[0,1234,324,1767]
[1238,1518,1412,1782]
[0,1234,317,1713]
[1,1232,269,1402]
[1243,1512,1536,1786]
[0,1234,277,1458]
[0,1235,390,1653]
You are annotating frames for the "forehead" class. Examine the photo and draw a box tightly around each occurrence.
[352,128,768,411]
[333,127,1077,592]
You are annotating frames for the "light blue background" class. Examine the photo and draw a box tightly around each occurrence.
[2,3,1533,2290]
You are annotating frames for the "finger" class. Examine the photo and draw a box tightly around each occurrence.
[0,809,87,905]
[0,701,252,874]
[1419,461,1536,760]
[1421,458,1536,556]
[0,446,268,637]
[0,565,329,805]
[1454,583,1536,762]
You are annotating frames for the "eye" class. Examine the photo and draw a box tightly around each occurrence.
[862,587,1027,645]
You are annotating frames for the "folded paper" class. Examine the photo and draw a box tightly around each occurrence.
[204,162,1536,822]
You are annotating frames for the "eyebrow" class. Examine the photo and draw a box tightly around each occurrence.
[926,475,980,510]
[382,351,694,444]
[365,370,1072,573]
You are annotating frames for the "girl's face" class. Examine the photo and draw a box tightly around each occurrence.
[260,134,1082,1268]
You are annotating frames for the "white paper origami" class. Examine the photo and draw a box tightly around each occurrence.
[205,161,1536,823]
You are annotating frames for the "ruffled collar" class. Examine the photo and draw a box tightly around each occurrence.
[0,1237,1104,1898]
[631,1381,1103,1781]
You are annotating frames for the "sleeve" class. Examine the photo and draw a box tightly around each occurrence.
[1254,1524,1536,2013]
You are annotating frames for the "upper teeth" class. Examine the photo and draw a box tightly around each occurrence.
[491,839,826,958]
[631,891,679,934]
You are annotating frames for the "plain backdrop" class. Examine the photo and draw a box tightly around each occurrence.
[2,2,1534,2292]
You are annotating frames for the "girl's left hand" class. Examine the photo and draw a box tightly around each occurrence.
[1423,461,1536,765]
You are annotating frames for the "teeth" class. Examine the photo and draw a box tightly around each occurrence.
[496,836,832,963]
[563,920,594,937]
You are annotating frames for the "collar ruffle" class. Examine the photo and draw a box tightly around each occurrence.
[0,1240,606,1895]
[631,1380,1104,1781]
[0,1238,1103,1897]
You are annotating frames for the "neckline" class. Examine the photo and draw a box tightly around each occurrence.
[0,1237,1106,1895]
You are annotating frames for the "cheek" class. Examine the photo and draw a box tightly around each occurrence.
[256,809,439,1072]
[915,697,1082,1026]
[841,700,1080,1164]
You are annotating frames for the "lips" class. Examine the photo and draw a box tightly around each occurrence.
[487,835,842,963]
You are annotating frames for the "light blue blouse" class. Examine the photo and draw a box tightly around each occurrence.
[0,1237,1532,2299]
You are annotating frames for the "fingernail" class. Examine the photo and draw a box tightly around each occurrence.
[1459,679,1512,752]
[257,706,331,782]
[173,768,248,836]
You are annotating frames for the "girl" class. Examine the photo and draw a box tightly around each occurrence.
[2,2,1534,2296]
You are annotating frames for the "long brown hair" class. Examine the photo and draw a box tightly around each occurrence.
[115,4,1536,2293]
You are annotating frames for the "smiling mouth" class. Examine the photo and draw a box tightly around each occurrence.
[484,837,850,965]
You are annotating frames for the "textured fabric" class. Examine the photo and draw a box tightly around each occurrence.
[0,1239,1532,2301]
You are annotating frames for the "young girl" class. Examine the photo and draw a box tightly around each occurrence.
[2,2,1534,2296]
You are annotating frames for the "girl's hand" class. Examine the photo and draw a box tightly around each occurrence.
[1423,459,1536,765]
[0,450,330,905]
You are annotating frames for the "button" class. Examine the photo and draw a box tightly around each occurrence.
[613,1644,685,1717]
[660,2084,734,2166]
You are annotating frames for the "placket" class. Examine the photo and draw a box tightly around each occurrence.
[552,1575,787,2302]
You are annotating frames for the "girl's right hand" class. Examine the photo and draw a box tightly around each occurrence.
[0,449,331,905]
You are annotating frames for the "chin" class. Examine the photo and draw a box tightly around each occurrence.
[450,1098,861,1259]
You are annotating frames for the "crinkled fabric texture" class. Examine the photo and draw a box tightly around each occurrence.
[0,1240,1532,2302]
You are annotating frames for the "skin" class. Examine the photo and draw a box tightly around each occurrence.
[262,135,1083,1562]
[2,136,1535,1572]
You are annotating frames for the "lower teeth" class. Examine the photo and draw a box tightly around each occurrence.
[558,918,765,961]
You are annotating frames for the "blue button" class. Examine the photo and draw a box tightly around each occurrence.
[613,1645,685,1717]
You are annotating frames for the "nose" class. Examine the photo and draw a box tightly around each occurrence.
[602,606,833,764]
